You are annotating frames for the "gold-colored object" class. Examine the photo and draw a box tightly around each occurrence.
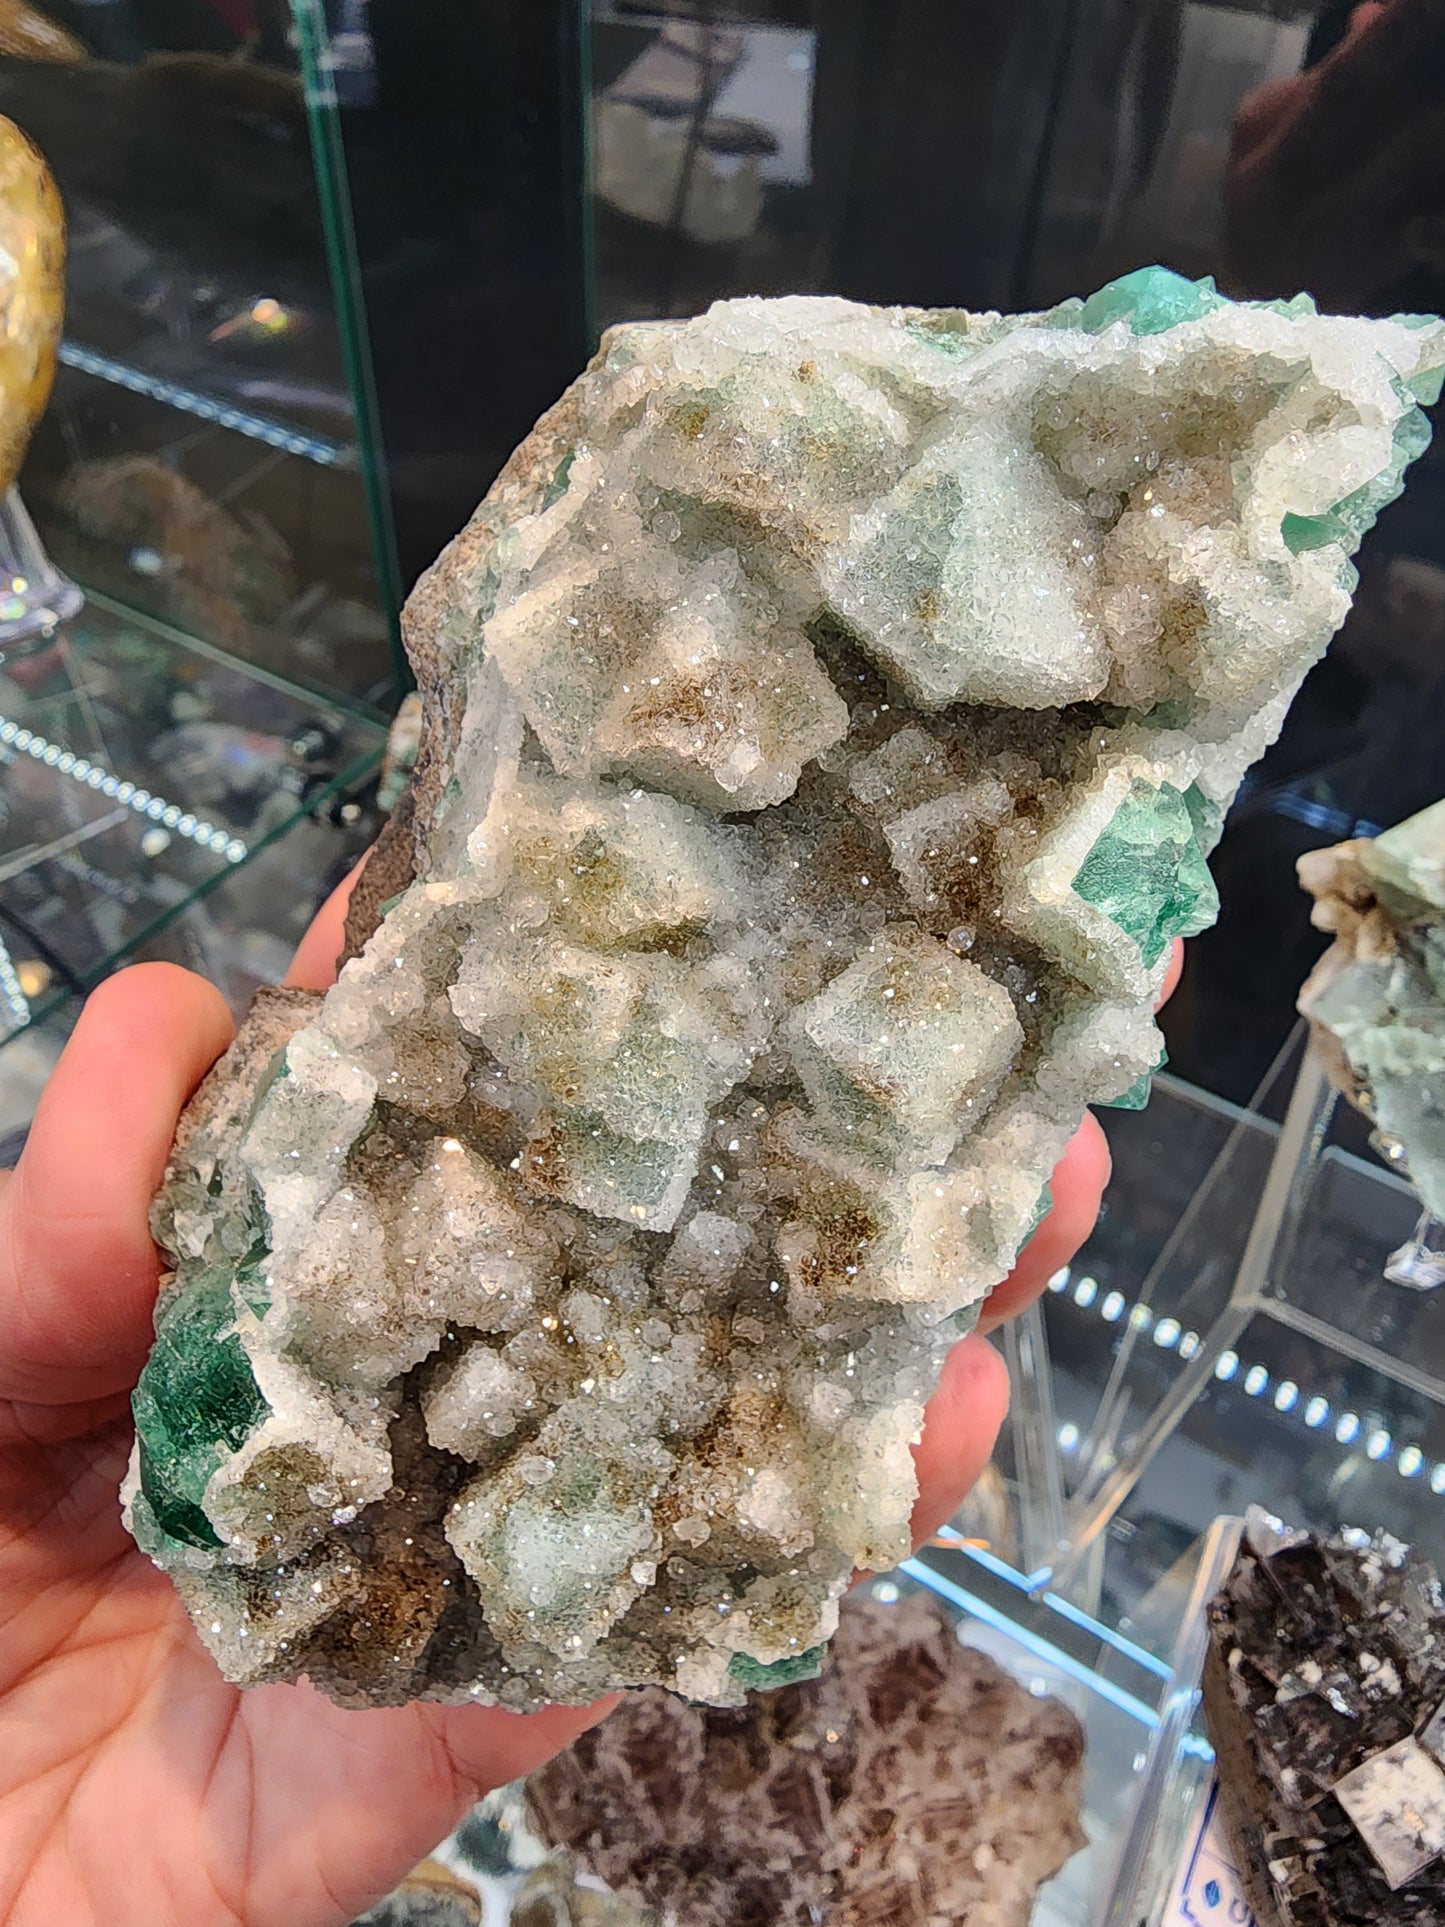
[15,959,50,999]
[0,0,85,63]
[0,115,63,492]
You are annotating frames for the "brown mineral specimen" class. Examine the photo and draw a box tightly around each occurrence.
[0,113,62,492]
[1203,1511,1445,1926]
[527,1591,1086,1927]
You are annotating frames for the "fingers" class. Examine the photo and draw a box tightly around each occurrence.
[909,1332,1010,1544]
[977,1111,1111,1335]
[421,1694,624,1804]
[974,935,1177,1334]
[285,856,367,992]
[0,964,234,1408]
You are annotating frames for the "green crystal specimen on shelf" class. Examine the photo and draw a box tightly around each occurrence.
[1299,799,1445,1220]
[126,277,1444,1711]
[1073,781,1219,968]
[1363,798,1445,918]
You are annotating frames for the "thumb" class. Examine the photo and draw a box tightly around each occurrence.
[0,963,233,1409]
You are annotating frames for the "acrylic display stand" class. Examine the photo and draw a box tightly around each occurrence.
[0,489,82,653]
[1027,1023,1445,1600]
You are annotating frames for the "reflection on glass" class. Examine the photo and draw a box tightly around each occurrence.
[0,587,386,1033]
[0,0,398,707]
[592,1,820,324]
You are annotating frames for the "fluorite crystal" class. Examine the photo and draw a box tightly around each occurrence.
[1298,799,1445,1221]
[127,271,1445,1708]
[526,1590,1086,1927]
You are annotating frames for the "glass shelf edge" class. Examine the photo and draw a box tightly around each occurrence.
[57,341,357,471]
[8,736,385,1041]
[68,584,397,728]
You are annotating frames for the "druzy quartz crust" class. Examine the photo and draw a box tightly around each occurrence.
[127,272,1445,1708]
[1298,798,1445,1222]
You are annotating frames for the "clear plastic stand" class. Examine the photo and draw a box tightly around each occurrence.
[1045,1023,1445,1600]
[1001,1297,1070,1580]
[0,487,82,655]
[1386,1210,1445,1291]
[1097,1513,1244,1927]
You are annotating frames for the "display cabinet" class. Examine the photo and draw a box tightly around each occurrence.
[0,3,601,1065]
[3,12,1439,1921]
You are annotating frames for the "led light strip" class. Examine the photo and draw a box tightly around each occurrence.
[58,342,350,468]
[0,924,29,1033]
[0,716,248,863]
[1047,1264,1445,1494]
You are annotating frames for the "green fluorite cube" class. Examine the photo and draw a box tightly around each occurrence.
[1077,266,1226,337]
[133,1271,268,1550]
[727,1646,826,1690]
[1074,780,1219,969]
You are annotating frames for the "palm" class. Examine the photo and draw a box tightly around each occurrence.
[0,945,1118,1927]
[2,1376,604,1927]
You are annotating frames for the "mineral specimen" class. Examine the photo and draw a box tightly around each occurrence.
[1298,798,1445,1220]
[509,1858,651,1927]
[352,1862,482,1927]
[1203,1511,1445,1924]
[0,0,84,62]
[0,115,63,494]
[126,272,1445,1707]
[526,1589,1086,1927]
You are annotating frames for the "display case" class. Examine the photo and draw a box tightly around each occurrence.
[0,4,605,1065]
[0,7,372,1046]
[4,10,1441,1922]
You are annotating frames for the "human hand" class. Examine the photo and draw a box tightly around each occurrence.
[1225,0,1445,311]
[0,879,1164,1927]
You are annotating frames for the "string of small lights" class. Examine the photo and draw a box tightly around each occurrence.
[0,716,249,864]
[1046,1264,1443,1493]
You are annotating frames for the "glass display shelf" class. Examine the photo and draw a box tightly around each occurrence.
[0,984,74,1159]
[23,367,396,706]
[1059,1042,1445,1581]
[0,586,386,1049]
[0,4,406,711]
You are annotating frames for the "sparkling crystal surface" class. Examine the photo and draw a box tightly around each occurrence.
[127,278,1445,1707]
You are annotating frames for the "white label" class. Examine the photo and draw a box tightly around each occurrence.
[1162,1781,1257,1926]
